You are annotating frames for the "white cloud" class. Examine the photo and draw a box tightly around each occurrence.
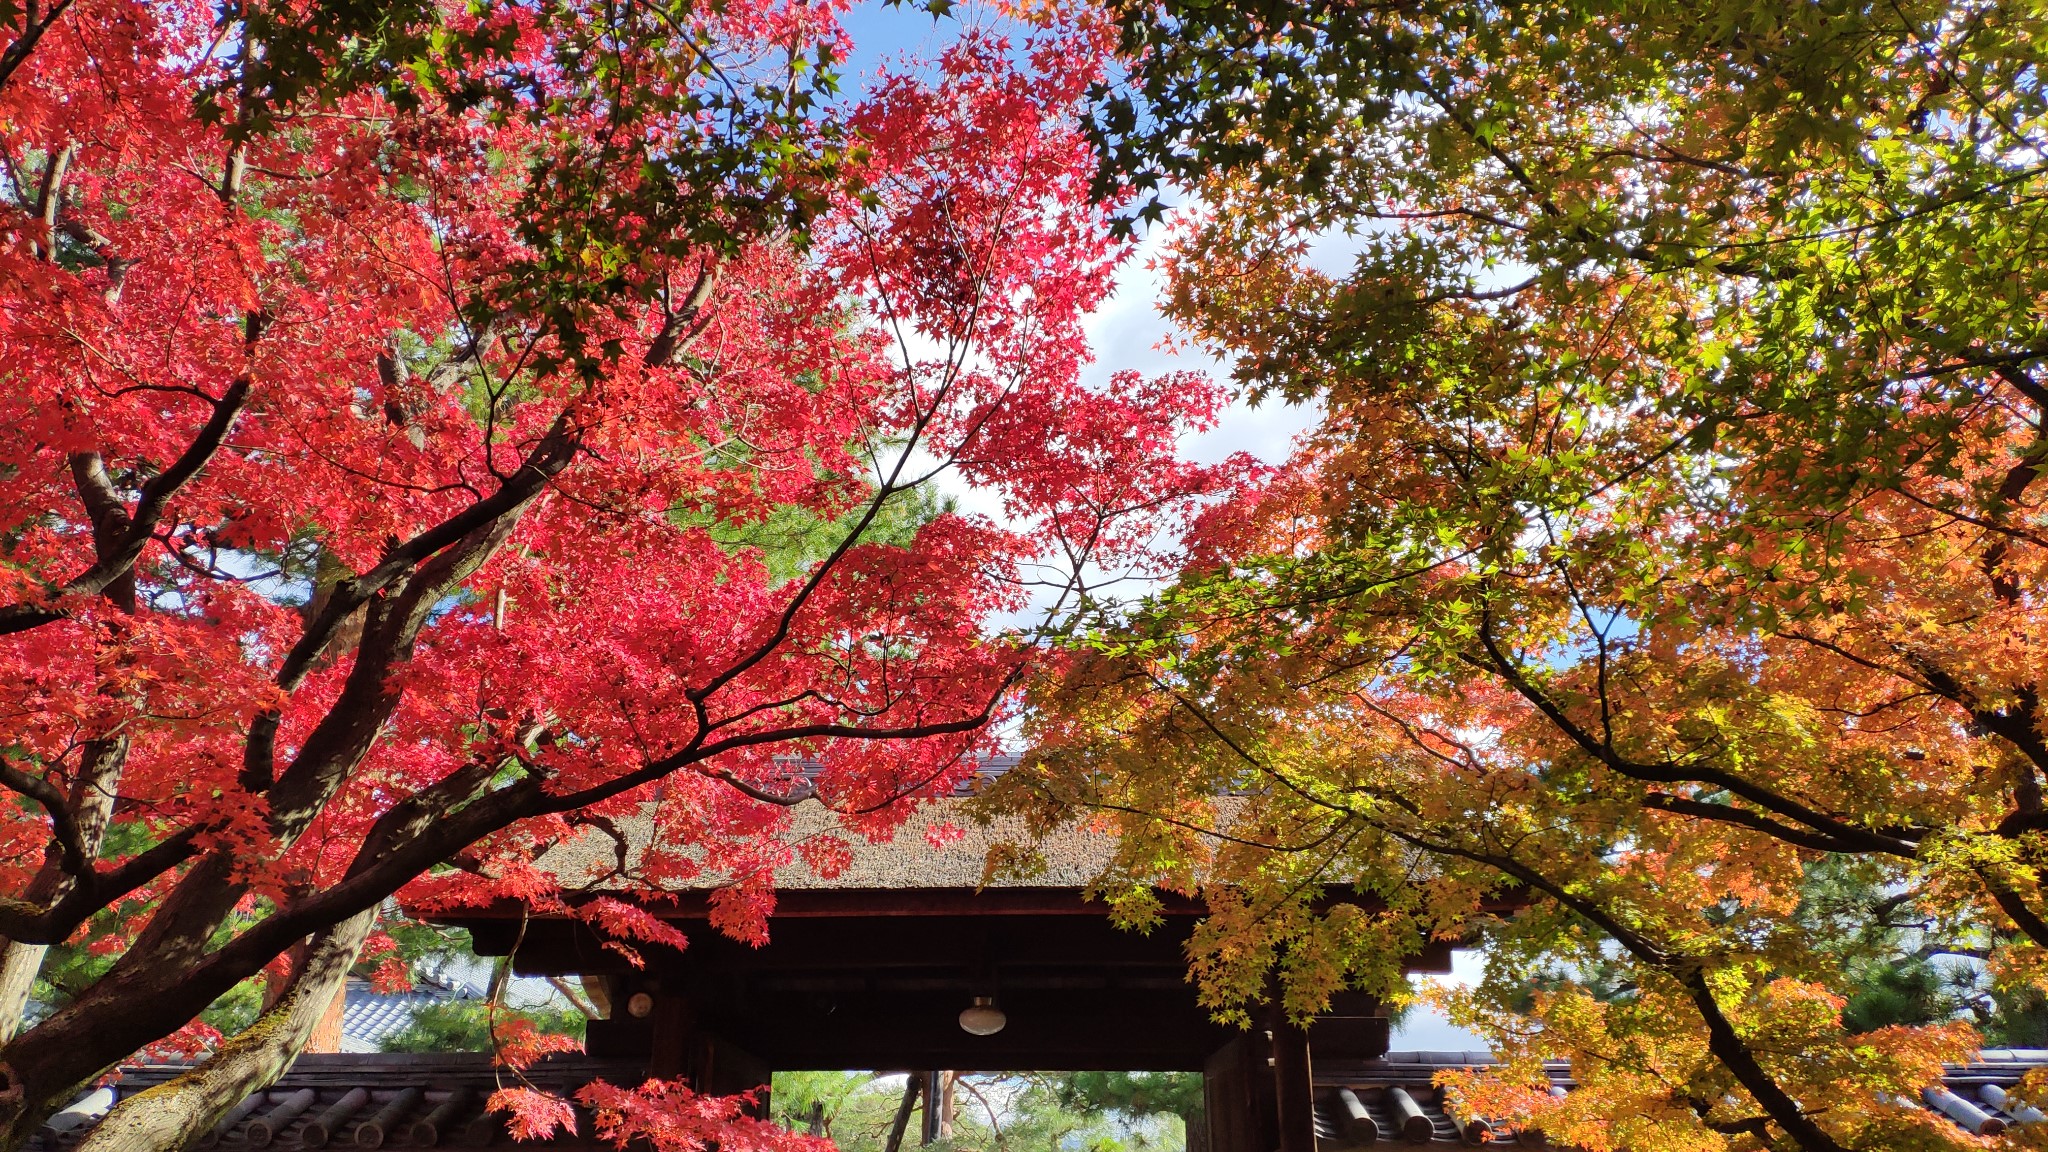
[1079,217,1319,471]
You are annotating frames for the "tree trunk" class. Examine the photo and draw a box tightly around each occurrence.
[302,983,348,1054]
[0,433,566,1148]
[0,733,128,1041]
[0,868,369,1146]
[0,946,44,1047]
[0,774,539,1147]
[71,908,375,1152]
[0,454,154,1043]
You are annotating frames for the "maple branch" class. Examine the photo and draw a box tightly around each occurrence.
[1351,692,1478,772]
[0,376,253,635]
[0,0,74,93]
[1470,616,1920,857]
[557,671,1023,817]
[1011,761,1386,855]
[707,689,828,732]
[645,257,719,367]
[1697,1109,1777,1140]
[1888,345,2048,384]
[1776,629,1916,683]
[69,452,135,610]
[64,777,545,1042]
[1639,793,1919,856]
[263,457,556,833]
[1390,833,1848,1152]
[1141,669,1363,823]
[249,453,566,794]
[1976,365,2048,602]
[350,755,521,867]
[1592,141,1754,180]
[1416,272,1541,305]
[1411,79,1555,218]
[275,416,578,691]
[1778,626,2048,820]
[1995,363,2048,413]
[685,457,922,710]
[1885,484,2048,552]
[37,825,197,931]
[0,825,201,945]
[34,141,72,259]
[691,181,1022,709]
[68,451,125,530]
[1545,543,1614,745]
[0,758,89,884]
[561,813,637,884]
[40,183,133,302]
[1895,652,2048,800]
[1980,876,2048,949]
[422,319,500,393]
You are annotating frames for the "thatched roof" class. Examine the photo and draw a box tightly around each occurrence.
[536,795,1134,892]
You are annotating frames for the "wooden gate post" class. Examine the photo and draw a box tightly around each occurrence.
[1268,1005,1315,1152]
[1202,1034,1274,1152]
[920,1071,944,1145]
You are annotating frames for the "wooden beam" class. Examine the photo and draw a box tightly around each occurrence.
[467,913,1209,977]
[435,888,1212,920]
[689,985,1238,1070]
[458,910,1459,986]
[424,888,1522,924]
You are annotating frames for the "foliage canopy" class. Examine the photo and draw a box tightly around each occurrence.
[0,0,1237,1144]
[995,3,2048,1150]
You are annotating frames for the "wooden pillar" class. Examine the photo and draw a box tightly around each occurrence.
[1202,1035,1270,1152]
[1269,1006,1315,1152]
[649,992,695,1079]
[920,1071,943,1145]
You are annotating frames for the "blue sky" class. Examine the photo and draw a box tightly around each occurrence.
[837,0,958,81]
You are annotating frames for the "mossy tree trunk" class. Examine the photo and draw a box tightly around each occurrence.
[71,908,375,1152]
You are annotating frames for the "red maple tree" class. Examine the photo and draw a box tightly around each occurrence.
[0,0,1238,1145]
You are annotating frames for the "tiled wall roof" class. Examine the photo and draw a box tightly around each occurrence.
[339,979,472,1054]
[1313,1051,2048,1146]
[33,1055,646,1150]
[38,1048,2048,1148]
